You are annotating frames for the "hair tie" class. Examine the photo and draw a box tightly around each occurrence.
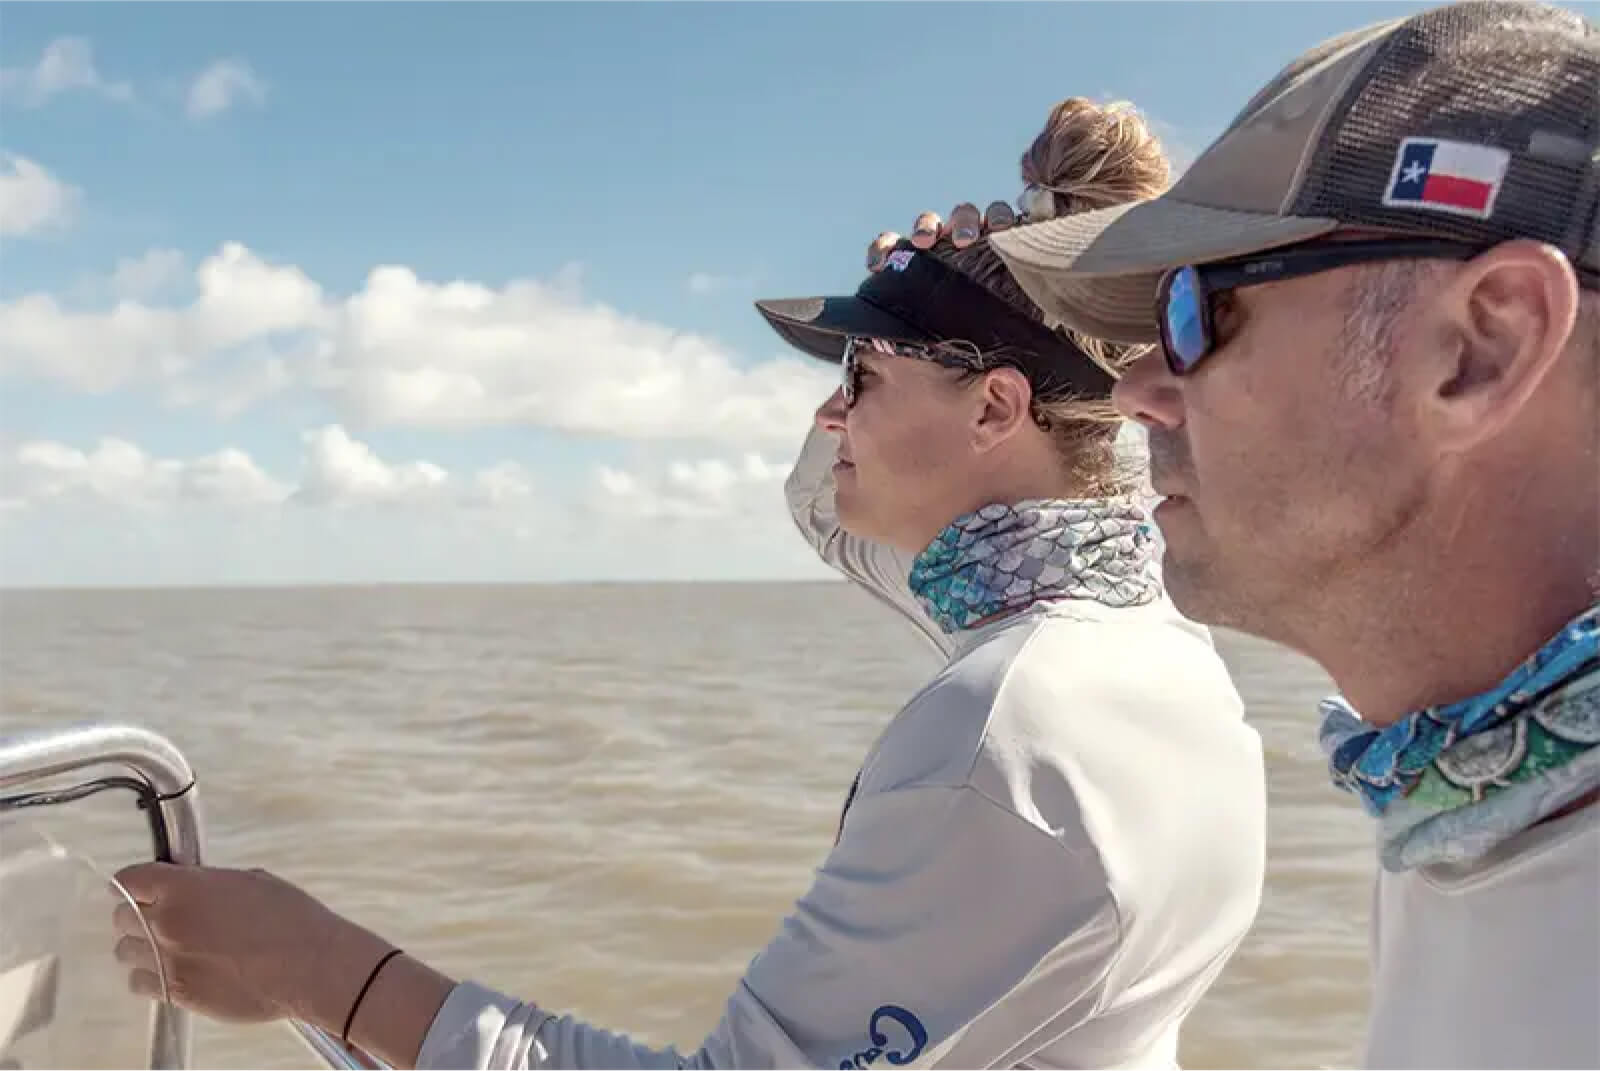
[342,948,405,1044]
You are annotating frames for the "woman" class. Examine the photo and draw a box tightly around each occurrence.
[767,96,1269,1066]
[784,97,1184,661]
[111,99,1267,1070]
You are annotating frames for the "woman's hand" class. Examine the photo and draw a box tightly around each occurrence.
[865,200,1018,271]
[112,861,393,1031]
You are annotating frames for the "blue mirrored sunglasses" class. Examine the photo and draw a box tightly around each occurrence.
[1152,237,1600,376]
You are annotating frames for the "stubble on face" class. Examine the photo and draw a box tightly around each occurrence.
[1148,268,1433,647]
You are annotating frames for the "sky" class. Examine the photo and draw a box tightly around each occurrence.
[2,0,1589,587]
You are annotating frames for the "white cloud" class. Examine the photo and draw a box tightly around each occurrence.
[0,431,846,586]
[196,242,327,340]
[0,438,288,510]
[0,424,536,517]
[178,447,292,506]
[467,460,537,509]
[0,243,837,449]
[592,452,787,521]
[0,40,271,121]
[0,241,326,393]
[0,154,80,237]
[0,429,791,524]
[290,425,450,507]
[185,59,267,120]
[686,271,743,296]
[687,272,720,295]
[322,264,829,446]
[0,37,133,108]
[109,248,189,301]
[162,350,297,419]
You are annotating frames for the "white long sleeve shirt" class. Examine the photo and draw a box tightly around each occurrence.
[415,427,1268,1070]
[1364,799,1600,1069]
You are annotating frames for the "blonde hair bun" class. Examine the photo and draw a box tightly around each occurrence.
[1020,97,1172,220]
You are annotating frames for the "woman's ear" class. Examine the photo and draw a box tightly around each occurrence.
[971,367,1036,453]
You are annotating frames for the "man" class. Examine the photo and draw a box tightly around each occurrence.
[967,2,1599,1067]
[881,0,1598,1065]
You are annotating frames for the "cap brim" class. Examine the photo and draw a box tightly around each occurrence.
[989,197,1341,343]
[754,295,933,364]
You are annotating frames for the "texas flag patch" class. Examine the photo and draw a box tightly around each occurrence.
[1382,137,1511,221]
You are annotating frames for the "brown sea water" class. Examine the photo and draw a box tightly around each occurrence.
[0,582,1370,1068]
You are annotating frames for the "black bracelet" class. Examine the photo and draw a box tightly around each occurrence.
[342,947,405,1044]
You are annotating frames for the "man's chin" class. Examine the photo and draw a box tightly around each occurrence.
[1161,552,1259,637]
[1150,523,1220,623]
[1161,563,1209,619]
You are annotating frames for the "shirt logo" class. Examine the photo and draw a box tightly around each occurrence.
[1381,136,1510,221]
[838,1005,928,1069]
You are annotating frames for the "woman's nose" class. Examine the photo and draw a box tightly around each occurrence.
[815,387,848,433]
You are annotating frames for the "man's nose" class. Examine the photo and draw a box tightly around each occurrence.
[1113,348,1185,432]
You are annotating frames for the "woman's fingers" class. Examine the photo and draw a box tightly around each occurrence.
[128,968,165,1001]
[984,200,1017,232]
[868,195,1016,272]
[867,230,901,271]
[112,901,150,938]
[948,202,982,247]
[115,934,161,974]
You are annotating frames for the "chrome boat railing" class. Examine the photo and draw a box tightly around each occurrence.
[0,722,387,1071]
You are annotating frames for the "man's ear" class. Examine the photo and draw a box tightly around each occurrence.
[971,366,1036,453]
[1419,240,1579,453]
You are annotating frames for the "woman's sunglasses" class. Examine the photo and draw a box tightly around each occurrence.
[1152,237,1600,376]
[840,335,980,406]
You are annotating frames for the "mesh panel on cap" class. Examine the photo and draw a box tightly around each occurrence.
[1292,1,1600,270]
[1217,17,1399,141]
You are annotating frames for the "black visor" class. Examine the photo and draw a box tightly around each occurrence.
[754,240,1114,399]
